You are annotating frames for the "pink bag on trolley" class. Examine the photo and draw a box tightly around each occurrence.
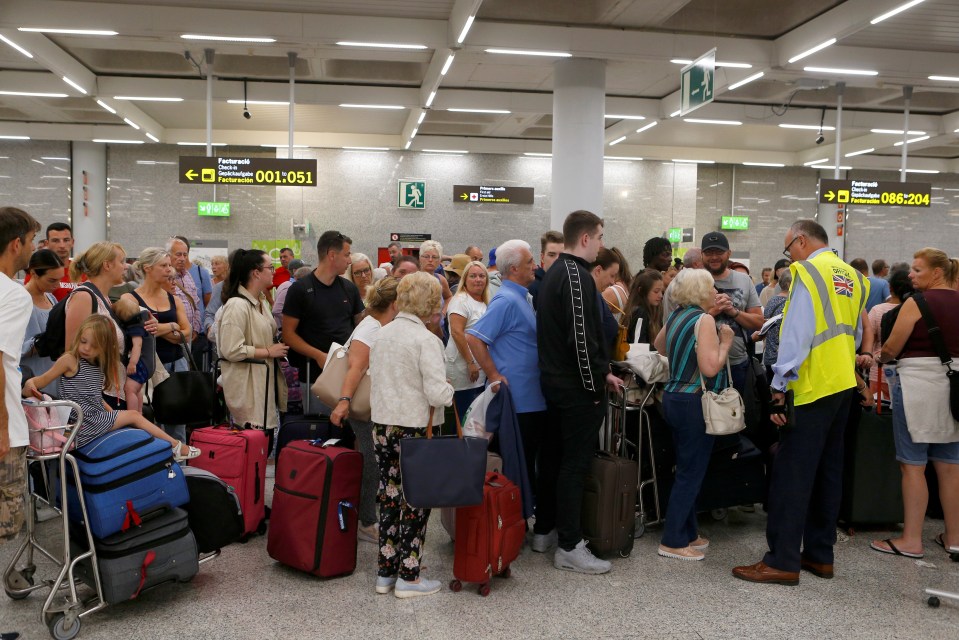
[24,395,74,455]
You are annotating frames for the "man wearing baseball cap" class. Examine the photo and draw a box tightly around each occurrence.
[700,231,763,393]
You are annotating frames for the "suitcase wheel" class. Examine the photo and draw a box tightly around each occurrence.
[499,567,511,579]
[449,580,462,593]
[927,596,940,608]
[710,508,728,521]
[634,518,646,539]
[257,520,268,535]
[478,583,491,597]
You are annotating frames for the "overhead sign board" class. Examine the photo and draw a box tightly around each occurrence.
[197,201,230,217]
[721,215,749,230]
[390,232,431,243]
[818,179,930,207]
[680,49,715,116]
[179,157,317,186]
[398,180,426,209]
[667,227,695,243]
[453,185,535,205]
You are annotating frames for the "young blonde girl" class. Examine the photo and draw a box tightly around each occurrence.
[22,315,200,460]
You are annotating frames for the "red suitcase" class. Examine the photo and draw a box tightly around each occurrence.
[267,439,362,578]
[450,472,526,596]
[188,425,268,537]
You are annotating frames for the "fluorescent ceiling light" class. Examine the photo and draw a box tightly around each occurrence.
[417,112,426,124]
[136,160,176,165]
[608,136,627,146]
[440,53,455,76]
[343,146,390,151]
[605,156,641,161]
[669,109,681,118]
[146,133,159,143]
[0,34,33,58]
[30,159,44,165]
[338,103,405,110]
[96,99,117,114]
[871,128,926,135]
[457,15,475,44]
[425,91,436,108]
[0,90,68,98]
[605,114,646,120]
[62,76,87,94]
[788,38,837,64]
[447,108,510,114]
[817,165,853,170]
[845,148,874,157]
[804,66,878,76]
[177,141,226,146]
[929,75,959,82]
[779,124,836,131]
[670,59,752,69]
[336,41,427,50]
[181,34,275,43]
[743,162,785,167]
[92,139,144,144]
[115,96,184,102]
[260,144,308,148]
[803,158,828,166]
[123,118,140,130]
[40,157,68,161]
[523,152,552,157]
[905,168,939,174]
[18,27,117,36]
[404,141,412,150]
[410,128,418,138]
[635,121,658,134]
[728,71,764,91]
[485,48,571,58]
[871,0,926,25]
[684,118,742,126]
[672,159,715,164]
[226,99,288,106]
[0,135,29,140]
[422,149,468,154]
[893,135,930,146]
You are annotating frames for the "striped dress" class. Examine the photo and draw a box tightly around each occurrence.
[663,305,729,394]
[60,357,119,448]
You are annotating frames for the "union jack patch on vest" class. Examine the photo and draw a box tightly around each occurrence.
[833,274,854,297]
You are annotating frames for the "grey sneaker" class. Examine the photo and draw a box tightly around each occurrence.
[531,529,558,553]
[375,576,397,594]
[554,540,612,574]
[394,577,442,599]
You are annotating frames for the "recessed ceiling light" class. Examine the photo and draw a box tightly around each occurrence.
[61,77,86,94]
[929,75,959,82]
[404,140,412,150]
[123,118,140,130]
[788,38,837,64]
[893,135,931,146]
[684,118,742,126]
[669,109,681,118]
[422,149,468,154]
[145,133,159,143]
[457,15,475,44]
[608,136,627,146]
[871,0,926,25]
[523,152,552,157]
[804,66,878,76]
[728,72,764,91]
[226,99,289,106]
[669,59,752,69]
[447,108,510,114]
[96,99,117,114]
[605,156,641,161]
[338,104,405,110]
[0,135,30,140]
[871,128,926,135]
[181,34,275,43]
[485,48,572,58]
[417,112,426,125]
[92,139,144,144]
[425,91,436,108]
[779,124,836,131]
[0,34,33,58]
[18,27,118,36]
[904,168,939,174]
[177,141,226,146]
[440,53,455,76]
[40,157,69,161]
[260,144,308,148]
[410,128,419,138]
[605,114,646,120]
[0,90,68,98]
[672,159,715,164]
[803,158,828,166]
[817,165,853,170]
[336,41,427,50]
[114,96,184,102]
[743,162,785,167]
[636,122,658,134]
[845,148,874,157]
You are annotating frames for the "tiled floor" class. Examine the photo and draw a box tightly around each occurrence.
[2,483,958,640]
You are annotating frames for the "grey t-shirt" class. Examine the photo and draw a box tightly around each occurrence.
[712,269,761,364]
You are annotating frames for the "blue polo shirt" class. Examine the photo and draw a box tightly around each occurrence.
[467,279,546,413]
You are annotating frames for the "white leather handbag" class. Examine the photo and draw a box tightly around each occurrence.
[700,361,746,436]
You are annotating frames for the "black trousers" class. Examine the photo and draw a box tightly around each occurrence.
[517,410,561,535]
[763,389,853,572]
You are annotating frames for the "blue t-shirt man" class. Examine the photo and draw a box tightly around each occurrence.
[866,274,890,311]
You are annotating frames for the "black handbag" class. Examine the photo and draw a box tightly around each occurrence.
[150,345,217,425]
[912,292,959,422]
[399,407,489,509]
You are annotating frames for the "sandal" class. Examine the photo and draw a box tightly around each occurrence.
[173,440,201,462]
[870,538,923,559]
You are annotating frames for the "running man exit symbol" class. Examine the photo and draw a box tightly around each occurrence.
[398,180,426,209]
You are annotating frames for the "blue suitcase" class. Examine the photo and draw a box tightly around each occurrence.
[65,428,189,539]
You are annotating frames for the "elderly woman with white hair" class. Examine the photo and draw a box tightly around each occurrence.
[418,239,452,305]
[346,252,374,301]
[652,268,735,562]
[369,271,453,599]
[444,260,490,418]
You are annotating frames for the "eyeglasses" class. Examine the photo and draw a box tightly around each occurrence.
[353,267,372,277]
[783,235,803,259]
[261,264,275,272]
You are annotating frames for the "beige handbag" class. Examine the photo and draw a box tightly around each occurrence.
[311,341,372,421]
[700,361,746,436]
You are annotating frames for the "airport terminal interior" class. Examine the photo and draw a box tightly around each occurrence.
[2,0,959,638]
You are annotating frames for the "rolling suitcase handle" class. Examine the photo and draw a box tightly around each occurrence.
[216,357,280,429]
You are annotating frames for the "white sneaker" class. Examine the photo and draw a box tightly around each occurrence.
[553,540,611,574]
[531,530,558,553]
[374,576,397,594]
[394,577,442,599]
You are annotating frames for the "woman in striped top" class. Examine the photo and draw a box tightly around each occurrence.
[653,268,734,561]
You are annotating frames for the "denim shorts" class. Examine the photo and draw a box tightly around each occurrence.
[892,384,959,465]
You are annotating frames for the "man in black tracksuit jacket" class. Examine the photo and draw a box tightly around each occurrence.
[537,210,624,575]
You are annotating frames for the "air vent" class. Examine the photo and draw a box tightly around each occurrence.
[214,54,311,79]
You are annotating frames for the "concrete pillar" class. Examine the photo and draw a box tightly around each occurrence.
[551,58,606,229]
[71,142,108,251]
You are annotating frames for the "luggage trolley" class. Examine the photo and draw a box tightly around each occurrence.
[606,380,662,539]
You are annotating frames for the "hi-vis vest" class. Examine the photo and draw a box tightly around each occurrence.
[781,250,868,406]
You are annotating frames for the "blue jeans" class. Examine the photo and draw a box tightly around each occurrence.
[660,391,715,548]
[159,357,188,443]
[453,386,484,423]
[892,383,959,465]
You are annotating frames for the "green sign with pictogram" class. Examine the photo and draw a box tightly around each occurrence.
[198,201,231,217]
[721,215,749,230]
[680,49,715,116]
[398,180,426,209]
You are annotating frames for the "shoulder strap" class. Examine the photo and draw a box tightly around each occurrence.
[912,292,953,368]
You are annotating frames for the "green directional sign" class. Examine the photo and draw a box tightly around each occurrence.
[722,215,749,230]
[668,227,683,243]
[680,49,715,116]
[398,180,426,209]
[197,201,231,217]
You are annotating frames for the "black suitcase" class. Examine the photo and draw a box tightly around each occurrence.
[181,466,245,553]
[696,436,767,512]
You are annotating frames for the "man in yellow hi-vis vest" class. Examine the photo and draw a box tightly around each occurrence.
[734,220,868,586]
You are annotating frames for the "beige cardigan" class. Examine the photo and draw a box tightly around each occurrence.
[216,286,287,429]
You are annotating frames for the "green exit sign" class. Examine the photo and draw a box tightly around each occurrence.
[198,201,230,217]
[668,227,683,243]
[722,215,749,230]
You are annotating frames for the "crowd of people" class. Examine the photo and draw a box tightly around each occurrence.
[1,205,957,620]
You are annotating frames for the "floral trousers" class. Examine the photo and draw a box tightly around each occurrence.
[373,423,430,582]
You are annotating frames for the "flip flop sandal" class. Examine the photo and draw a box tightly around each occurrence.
[934,533,946,550]
[870,538,923,559]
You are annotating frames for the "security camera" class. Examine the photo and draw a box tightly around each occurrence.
[815,133,825,145]
[243,109,252,120]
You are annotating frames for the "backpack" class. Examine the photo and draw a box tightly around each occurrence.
[34,285,99,359]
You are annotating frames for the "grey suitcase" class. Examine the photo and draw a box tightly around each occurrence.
[581,451,637,558]
[72,507,199,604]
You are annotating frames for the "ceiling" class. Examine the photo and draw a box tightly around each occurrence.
[1,0,958,173]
